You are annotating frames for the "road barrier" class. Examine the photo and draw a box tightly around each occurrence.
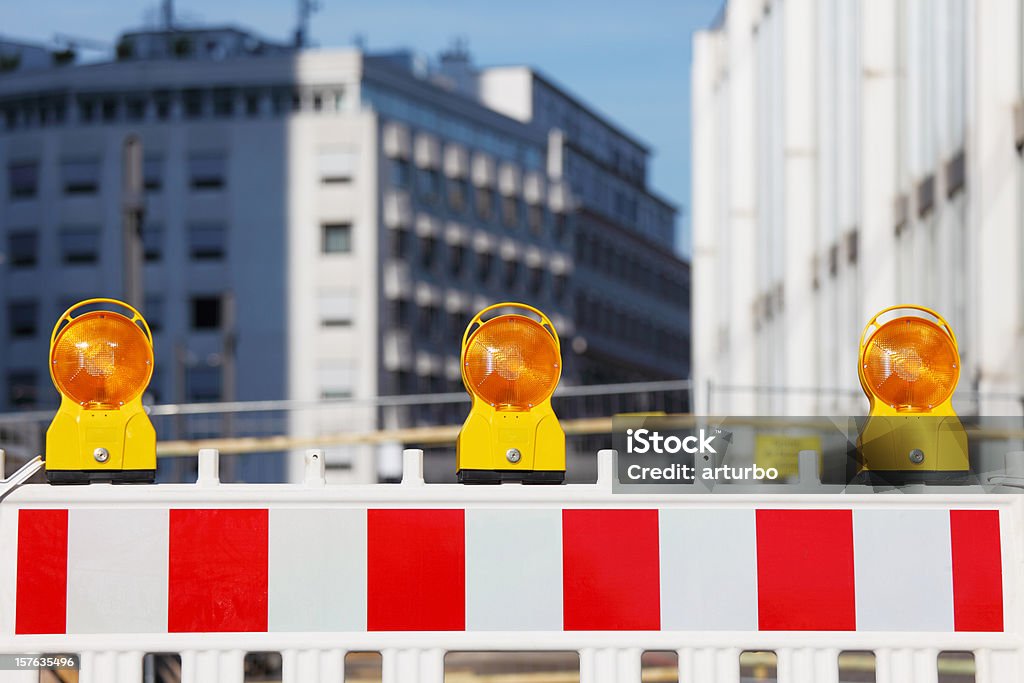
[1,449,1021,682]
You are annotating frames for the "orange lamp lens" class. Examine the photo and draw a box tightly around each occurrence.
[51,311,153,408]
[862,317,959,409]
[463,314,560,409]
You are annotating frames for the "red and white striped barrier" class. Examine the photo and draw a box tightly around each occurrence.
[1,449,1021,683]
[13,506,1005,635]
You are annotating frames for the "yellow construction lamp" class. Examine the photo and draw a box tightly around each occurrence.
[856,304,968,484]
[45,298,156,483]
[457,302,565,484]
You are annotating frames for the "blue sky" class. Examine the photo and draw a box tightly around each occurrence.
[3,0,723,250]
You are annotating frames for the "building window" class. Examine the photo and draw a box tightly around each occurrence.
[447,178,468,213]
[190,296,222,330]
[144,294,164,332]
[418,305,437,336]
[318,290,355,327]
[388,299,410,327]
[475,187,494,221]
[553,212,569,243]
[125,96,147,122]
[319,361,355,400]
[8,301,37,338]
[189,223,227,261]
[322,223,353,254]
[417,168,442,204]
[142,223,162,262]
[188,153,226,190]
[154,91,172,120]
[61,159,101,195]
[212,88,234,118]
[243,89,262,117]
[143,156,163,192]
[318,149,355,184]
[553,273,567,303]
[77,95,98,123]
[502,196,520,229]
[60,227,100,264]
[503,260,519,289]
[186,365,221,402]
[528,204,544,235]
[477,252,493,285]
[6,370,37,408]
[420,235,437,270]
[183,89,205,119]
[7,230,37,267]
[388,229,410,259]
[528,266,544,295]
[450,244,465,276]
[8,161,38,199]
[390,159,411,188]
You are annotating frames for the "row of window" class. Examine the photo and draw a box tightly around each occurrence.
[391,159,569,240]
[5,154,226,201]
[6,295,224,341]
[574,229,687,303]
[5,223,228,268]
[386,235,569,302]
[576,293,688,358]
[0,85,352,132]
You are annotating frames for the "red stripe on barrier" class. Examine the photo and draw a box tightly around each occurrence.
[756,509,856,631]
[168,509,269,632]
[562,509,660,631]
[367,509,465,631]
[15,509,68,635]
[950,509,1003,632]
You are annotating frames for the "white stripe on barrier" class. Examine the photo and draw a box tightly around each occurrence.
[853,509,954,632]
[659,508,758,630]
[465,508,563,631]
[268,508,366,632]
[67,509,169,634]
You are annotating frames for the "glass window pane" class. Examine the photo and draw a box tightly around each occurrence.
[318,149,356,183]
[60,227,100,264]
[142,223,162,262]
[186,365,221,402]
[62,158,101,194]
[8,301,37,337]
[189,153,226,189]
[8,230,37,267]
[144,156,163,191]
[322,223,352,253]
[318,289,355,327]
[6,370,37,408]
[8,161,38,198]
[189,223,227,260]
[191,296,222,329]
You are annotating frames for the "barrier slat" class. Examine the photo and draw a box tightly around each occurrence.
[678,647,740,683]
[977,648,1021,683]
[382,647,444,683]
[778,647,838,683]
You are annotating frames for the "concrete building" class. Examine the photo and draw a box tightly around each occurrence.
[692,0,1024,416]
[0,25,689,481]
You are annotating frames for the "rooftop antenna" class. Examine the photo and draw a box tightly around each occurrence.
[294,0,322,48]
[162,0,174,30]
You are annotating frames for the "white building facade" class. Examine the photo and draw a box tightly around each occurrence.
[692,0,1024,416]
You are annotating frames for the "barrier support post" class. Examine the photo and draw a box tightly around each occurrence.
[382,648,443,683]
[678,647,740,683]
[580,647,641,683]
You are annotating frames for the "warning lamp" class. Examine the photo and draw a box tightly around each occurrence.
[856,305,968,484]
[457,302,565,484]
[45,298,157,483]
